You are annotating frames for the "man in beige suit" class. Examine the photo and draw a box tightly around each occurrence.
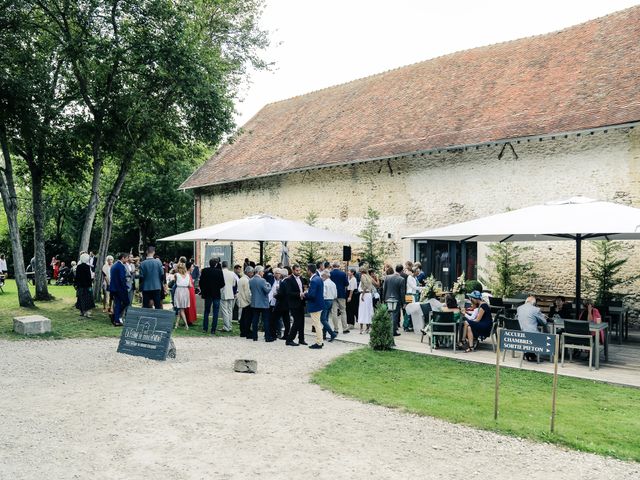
[220,261,237,332]
[237,266,253,338]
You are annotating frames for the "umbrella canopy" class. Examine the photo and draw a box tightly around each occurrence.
[159,214,359,243]
[404,197,640,316]
[405,197,640,242]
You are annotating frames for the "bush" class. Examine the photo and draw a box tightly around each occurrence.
[465,279,483,293]
[369,304,394,350]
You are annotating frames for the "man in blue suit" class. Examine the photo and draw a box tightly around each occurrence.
[109,253,129,326]
[250,265,274,342]
[305,263,325,349]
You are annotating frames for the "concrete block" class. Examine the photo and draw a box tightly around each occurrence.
[234,359,257,373]
[13,315,51,335]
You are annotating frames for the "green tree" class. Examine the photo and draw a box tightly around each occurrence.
[480,243,535,297]
[19,0,269,299]
[369,304,394,350]
[295,211,326,266]
[358,207,386,271]
[585,241,638,308]
[113,140,210,254]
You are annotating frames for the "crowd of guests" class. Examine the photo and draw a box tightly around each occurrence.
[43,246,606,360]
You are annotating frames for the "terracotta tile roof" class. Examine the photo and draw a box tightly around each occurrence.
[182,6,640,190]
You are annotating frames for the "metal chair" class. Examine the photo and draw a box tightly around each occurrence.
[490,314,506,352]
[427,311,457,353]
[561,319,593,370]
[419,304,433,343]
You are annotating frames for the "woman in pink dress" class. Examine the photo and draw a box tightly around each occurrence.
[579,298,604,344]
[185,262,198,326]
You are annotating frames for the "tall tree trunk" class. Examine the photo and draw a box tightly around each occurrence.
[30,168,52,300]
[0,124,34,307]
[78,155,102,254]
[93,158,131,300]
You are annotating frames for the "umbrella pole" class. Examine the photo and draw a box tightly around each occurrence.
[575,234,581,319]
[259,240,264,265]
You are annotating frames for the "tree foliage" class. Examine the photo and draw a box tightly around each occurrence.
[358,206,386,272]
[585,241,638,308]
[0,0,270,305]
[480,243,536,298]
[295,211,326,266]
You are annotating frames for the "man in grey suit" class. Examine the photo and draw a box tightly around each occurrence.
[383,264,406,336]
[517,296,548,362]
[138,246,165,309]
[249,265,273,342]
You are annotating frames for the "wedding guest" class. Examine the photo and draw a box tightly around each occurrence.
[305,264,325,349]
[579,298,604,343]
[250,265,273,342]
[74,253,95,318]
[320,270,338,342]
[346,268,359,327]
[282,264,306,346]
[0,253,8,276]
[220,261,237,332]
[139,246,165,309]
[549,295,573,318]
[199,257,225,334]
[237,266,253,338]
[185,261,198,326]
[459,290,492,353]
[330,261,350,334]
[109,253,129,326]
[101,255,114,314]
[173,262,191,330]
[357,267,374,334]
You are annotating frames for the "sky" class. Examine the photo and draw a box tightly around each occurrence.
[234,0,639,126]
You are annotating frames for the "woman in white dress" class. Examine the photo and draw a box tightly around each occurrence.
[173,262,191,330]
[357,267,374,333]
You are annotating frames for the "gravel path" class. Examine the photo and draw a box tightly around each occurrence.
[1,337,638,479]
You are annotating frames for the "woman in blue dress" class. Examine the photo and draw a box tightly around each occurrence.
[459,290,492,353]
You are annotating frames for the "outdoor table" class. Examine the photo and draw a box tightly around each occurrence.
[551,318,609,370]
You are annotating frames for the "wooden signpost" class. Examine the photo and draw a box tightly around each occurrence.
[117,307,175,361]
[495,328,560,432]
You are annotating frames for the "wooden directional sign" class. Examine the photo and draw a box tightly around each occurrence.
[117,307,175,361]
[500,329,556,357]
[495,327,560,432]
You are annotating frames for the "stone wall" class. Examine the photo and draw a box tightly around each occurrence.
[196,127,640,322]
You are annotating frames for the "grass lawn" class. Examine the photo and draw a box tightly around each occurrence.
[0,279,238,340]
[312,347,640,462]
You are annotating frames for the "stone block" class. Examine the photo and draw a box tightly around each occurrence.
[13,315,51,335]
[234,359,257,373]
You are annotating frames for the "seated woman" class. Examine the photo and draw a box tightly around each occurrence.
[579,298,604,344]
[459,290,492,353]
[442,294,462,321]
[549,295,573,318]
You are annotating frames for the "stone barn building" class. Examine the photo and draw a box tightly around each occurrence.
[181,7,640,304]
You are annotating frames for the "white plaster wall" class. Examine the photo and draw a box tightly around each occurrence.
[197,127,640,307]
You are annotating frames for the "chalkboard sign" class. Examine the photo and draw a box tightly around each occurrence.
[117,307,175,361]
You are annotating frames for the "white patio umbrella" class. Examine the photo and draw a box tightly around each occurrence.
[405,197,640,315]
[159,214,359,264]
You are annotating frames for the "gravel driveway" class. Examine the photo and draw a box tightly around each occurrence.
[1,337,638,479]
